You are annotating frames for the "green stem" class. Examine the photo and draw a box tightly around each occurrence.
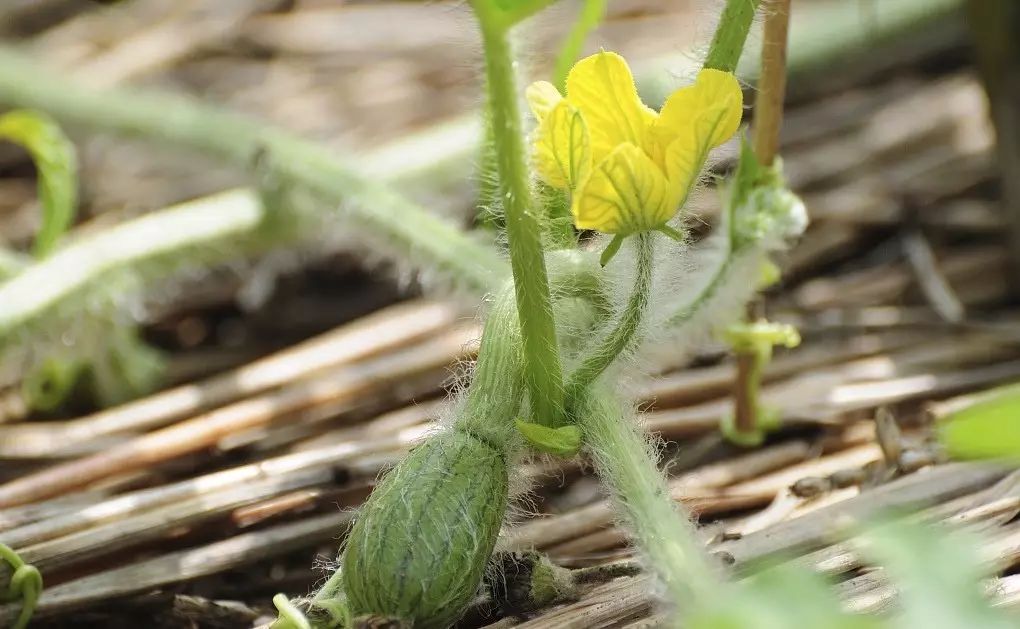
[580,388,722,609]
[1,543,42,629]
[553,0,609,91]
[497,0,560,27]
[0,47,506,294]
[704,0,762,72]
[473,4,566,428]
[670,249,736,326]
[565,233,653,411]
[0,190,266,344]
[732,0,792,437]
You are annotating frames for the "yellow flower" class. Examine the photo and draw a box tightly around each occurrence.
[527,51,742,236]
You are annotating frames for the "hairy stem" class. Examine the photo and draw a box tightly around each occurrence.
[580,388,722,609]
[704,0,762,73]
[565,233,653,411]
[473,4,566,428]
[0,47,506,294]
[0,190,266,344]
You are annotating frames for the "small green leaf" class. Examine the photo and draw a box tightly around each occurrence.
[0,110,78,258]
[599,234,625,267]
[938,383,1020,462]
[515,419,582,457]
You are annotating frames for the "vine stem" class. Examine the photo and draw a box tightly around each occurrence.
[0,47,506,295]
[552,0,609,92]
[580,388,722,610]
[734,0,791,436]
[572,0,762,616]
[565,233,653,411]
[497,0,560,27]
[0,191,264,340]
[473,2,567,428]
[704,0,763,73]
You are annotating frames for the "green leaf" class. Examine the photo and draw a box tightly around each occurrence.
[515,419,582,457]
[0,110,78,258]
[938,383,1020,462]
[688,565,878,629]
[861,519,1016,629]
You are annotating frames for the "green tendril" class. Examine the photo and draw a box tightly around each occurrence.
[1,543,42,629]
[0,109,78,259]
[272,594,313,629]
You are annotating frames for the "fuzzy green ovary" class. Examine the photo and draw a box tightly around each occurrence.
[342,428,508,628]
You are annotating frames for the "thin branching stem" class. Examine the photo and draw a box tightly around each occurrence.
[0,47,506,295]
[580,388,723,610]
[704,0,762,73]
[734,0,792,436]
[553,0,609,91]
[565,233,653,411]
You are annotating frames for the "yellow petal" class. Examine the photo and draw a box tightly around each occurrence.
[565,51,656,164]
[525,81,563,120]
[533,100,591,190]
[660,100,733,209]
[572,143,673,234]
[649,69,743,155]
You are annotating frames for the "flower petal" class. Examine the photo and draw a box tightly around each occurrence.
[649,69,743,156]
[533,100,591,190]
[566,51,656,164]
[661,101,732,207]
[572,142,673,234]
[525,81,563,121]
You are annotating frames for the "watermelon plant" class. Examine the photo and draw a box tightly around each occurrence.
[2,1,1012,627]
[269,0,809,626]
